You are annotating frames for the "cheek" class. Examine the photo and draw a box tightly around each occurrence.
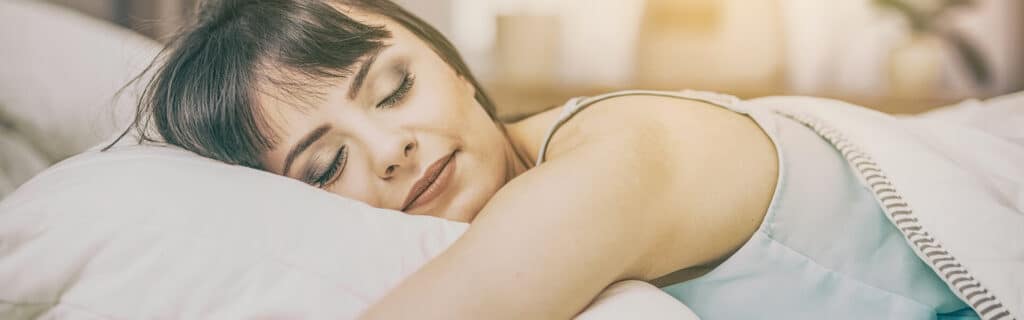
[412,58,479,123]
[414,61,507,170]
[412,77,483,144]
[328,163,382,207]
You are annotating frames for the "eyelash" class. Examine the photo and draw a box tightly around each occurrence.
[313,146,347,188]
[376,71,415,109]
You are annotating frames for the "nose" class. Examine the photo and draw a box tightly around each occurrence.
[376,137,416,180]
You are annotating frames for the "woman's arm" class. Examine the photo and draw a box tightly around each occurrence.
[360,96,777,319]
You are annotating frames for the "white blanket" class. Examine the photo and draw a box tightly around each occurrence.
[745,95,1024,320]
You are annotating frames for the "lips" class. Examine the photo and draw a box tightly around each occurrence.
[401,151,457,211]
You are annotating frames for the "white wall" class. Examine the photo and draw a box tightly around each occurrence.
[392,0,454,38]
[445,0,646,87]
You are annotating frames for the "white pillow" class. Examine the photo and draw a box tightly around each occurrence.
[0,127,49,197]
[0,143,464,318]
[0,0,160,161]
[0,143,697,319]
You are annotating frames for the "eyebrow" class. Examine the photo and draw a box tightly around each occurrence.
[347,50,382,100]
[283,124,331,176]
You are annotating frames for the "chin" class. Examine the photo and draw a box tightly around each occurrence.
[447,210,477,223]
[446,189,492,223]
[440,199,481,223]
[439,158,504,223]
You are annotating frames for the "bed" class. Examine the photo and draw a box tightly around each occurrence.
[2,0,1021,319]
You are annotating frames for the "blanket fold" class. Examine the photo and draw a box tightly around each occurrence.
[746,96,1024,320]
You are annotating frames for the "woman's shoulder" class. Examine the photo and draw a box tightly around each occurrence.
[517,92,761,163]
[498,91,779,277]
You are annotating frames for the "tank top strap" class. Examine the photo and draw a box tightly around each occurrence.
[535,89,745,165]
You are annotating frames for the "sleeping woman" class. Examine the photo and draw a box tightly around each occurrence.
[114,0,1004,318]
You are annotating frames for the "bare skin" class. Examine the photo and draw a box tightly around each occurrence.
[358,95,778,319]
[259,8,778,319]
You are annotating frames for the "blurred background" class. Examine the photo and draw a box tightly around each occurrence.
[44,0,1024,119]
[44,0,1024,118]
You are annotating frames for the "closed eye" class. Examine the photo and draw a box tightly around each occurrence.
[309,146,347,188]
[377,70,415,109]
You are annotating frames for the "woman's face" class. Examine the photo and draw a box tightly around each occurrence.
[260,13,513,222]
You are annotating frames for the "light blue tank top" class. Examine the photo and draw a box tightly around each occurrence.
[536,90,976,319]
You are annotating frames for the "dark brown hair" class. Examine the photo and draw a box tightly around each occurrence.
[110,0,496,169]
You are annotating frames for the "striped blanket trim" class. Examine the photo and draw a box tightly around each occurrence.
[778,111,1015,320]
